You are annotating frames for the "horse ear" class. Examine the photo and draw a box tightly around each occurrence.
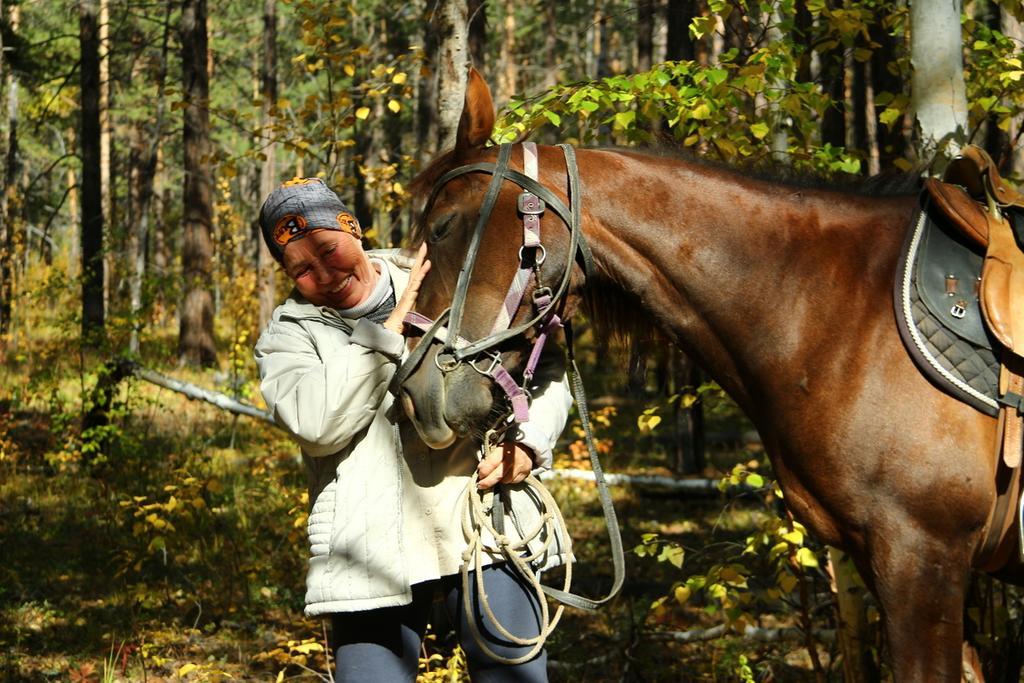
[454,68,495,154]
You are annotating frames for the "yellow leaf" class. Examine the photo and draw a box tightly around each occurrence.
[276,671,285,683]
[674,585,691,604]
[778,572,798,594]
[796,547,819,568]
[781,528,803,545]
[178,663,199,676]
[387,99,401,113]
[392,72,407,85]
[344,64,355,77]
[356,107,371,120]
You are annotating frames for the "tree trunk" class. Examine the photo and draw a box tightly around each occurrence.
[870,17,908,169]
[0,1,17,339]
[179,0,216,366]
[910,0,967,159]
[99,0,112,316]
[127,0,171,353]
[636,0,654,72]
[257,0,278,331]
[435,0,469,152]
[417,5,440,165]
[1001,6,1024,177]
[467,0,485,69]
[828,547,879,683]
[80,0,106,344]
[496,0,517,104]
[541,0,558,88]
[820,31,845,149]
[664,0,696,62]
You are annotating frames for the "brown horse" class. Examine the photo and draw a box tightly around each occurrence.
[397,70,1018,681]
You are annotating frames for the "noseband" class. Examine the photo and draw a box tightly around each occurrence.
[393,142,594,425]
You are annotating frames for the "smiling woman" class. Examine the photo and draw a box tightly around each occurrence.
[252,176,574,682]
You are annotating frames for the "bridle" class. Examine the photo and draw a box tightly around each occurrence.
[392,141,625,627]
[392,141,594,428]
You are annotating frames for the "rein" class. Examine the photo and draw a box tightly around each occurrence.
[394,142,625,653]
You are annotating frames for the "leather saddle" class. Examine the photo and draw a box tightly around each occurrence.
[926,146,1024,359]
[923,145,1024,570]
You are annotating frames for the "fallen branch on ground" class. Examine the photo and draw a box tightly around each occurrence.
[646,623,835,644]
[129,363,276,425]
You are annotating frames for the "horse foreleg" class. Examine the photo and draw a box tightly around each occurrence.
[860,526,975,682]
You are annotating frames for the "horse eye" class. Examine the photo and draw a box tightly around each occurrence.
[429,214,456,243]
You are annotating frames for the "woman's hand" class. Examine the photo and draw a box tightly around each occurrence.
[477,442,535,490]
[384,242,431,335]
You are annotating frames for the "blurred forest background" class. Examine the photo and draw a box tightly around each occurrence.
[2,0,1024,680]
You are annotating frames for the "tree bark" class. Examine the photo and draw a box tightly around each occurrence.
[435,0,469,152]
[417,8,440,165]
[127,0,172,353]
[256,0,278,331]
[0,1,17,338]
[179,0,216,366]
[1001,6,1024,177]
[80,0,106,343]
[664,0,696,62]
[497,0,518,104]
[541,0,558,88]
[467,0,485,69]
[870,17,907,169]
[910,0,967,158]
[636,0,654,72]
[99,0,112,315]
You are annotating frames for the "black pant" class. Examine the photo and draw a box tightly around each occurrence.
[331,563,548,682]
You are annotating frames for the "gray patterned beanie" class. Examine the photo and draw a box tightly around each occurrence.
[259,177,362,263]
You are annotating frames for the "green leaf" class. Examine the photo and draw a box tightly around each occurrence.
[750,122,770,140]
[879,107,902,127]
[658,544,685,568]
[706,68,729,86]
[613,110,636,130]
[543,110,562,126]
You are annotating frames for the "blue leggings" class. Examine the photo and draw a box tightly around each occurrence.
[331,563,548,682]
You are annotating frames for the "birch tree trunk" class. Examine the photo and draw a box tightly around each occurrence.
[435,0,469,151]
[0,0,16,338]
[99,0,111,315]
[80,0,106,343]
[179,0,216,366]
[256,0,278,331]
[910,0,967,158]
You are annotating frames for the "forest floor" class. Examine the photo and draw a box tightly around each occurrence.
[0,337,876,681]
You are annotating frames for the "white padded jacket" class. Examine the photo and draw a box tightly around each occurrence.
[254,249,573,616]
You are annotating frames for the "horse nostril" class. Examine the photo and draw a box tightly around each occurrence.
[400,389,417,421]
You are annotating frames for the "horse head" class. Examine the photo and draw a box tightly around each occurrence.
[397,69,589,449]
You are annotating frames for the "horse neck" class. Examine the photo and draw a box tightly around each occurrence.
[572,148,916,412]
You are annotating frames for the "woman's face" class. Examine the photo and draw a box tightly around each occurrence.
[282,229,378,309]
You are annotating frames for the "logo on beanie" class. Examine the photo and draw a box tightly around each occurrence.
[272,214,309,247]
[282,177,319,187]
[337,211,361,238]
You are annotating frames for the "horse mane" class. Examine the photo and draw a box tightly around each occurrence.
[619,143,924,198]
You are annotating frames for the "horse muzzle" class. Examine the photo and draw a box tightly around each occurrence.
[398,343,494,449]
